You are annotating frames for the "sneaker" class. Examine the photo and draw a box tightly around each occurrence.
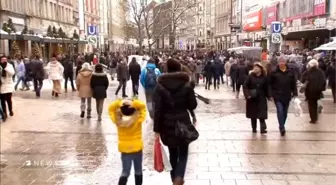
[260,130,267,134]
[80,111,85,118]
[122,95,128,98]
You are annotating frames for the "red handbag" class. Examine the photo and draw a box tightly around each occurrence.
[154,137,164,172]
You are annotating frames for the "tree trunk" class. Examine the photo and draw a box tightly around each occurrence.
[148,39,152,56]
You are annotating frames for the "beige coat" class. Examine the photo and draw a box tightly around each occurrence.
[76,69,93,98]
[225,62,231,76]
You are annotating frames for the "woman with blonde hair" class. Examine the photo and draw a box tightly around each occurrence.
[46,55,64,97]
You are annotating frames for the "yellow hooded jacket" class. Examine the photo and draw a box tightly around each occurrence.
[108,99,146,153]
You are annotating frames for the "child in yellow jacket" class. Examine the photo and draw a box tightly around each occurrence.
[108,98,146,185]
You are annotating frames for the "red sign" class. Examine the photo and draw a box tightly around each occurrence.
[314,0,326,16]
[244,10,263,32]
[266,5,278,25]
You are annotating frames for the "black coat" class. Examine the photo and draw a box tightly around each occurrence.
[326,64,336,86]
[203,62,213,78]
[230,63,238,79]
[128,62,141,81]
[62,59,74,76]
[153,72,197,147]
[90,73,109,99]
[30,59,45,79]
[211,61,222,77]
[270,66,298,103]
[235,64,249,84]
[302,67,326,100]
[243,73,270,119]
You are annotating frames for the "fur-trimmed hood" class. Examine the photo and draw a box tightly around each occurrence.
[157,72,191,91]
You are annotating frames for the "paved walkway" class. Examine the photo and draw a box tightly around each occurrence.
[0,79,335,185]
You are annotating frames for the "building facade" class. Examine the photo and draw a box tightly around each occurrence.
[107,0,127,52]
[153,1,173,50]
[215,0,232,50]
[0,0,79,55]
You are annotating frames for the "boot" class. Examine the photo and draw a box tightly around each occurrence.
[173,177,184,185]
[80,111,85,118]
[118,176,128,185]
[135,174,143,185]
[251,121,257,133]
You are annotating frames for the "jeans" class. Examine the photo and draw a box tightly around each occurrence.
[116,79,127,96]
[213,76,220,88]
[168,145,189,182]
[95,98,104,118]
[33,78,43,97]
[14,76,28,90]
[220,74,224,84]
[145,89,154,119]
[308,98,318,122]
[131,79,139,95]
[274,100,290,130]
[64,74,75,90]
[0,93,13,116]
[120,151,143,177]
[80,97,92,115]
[231,77,236,91]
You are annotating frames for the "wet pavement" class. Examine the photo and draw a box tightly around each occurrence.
[1,79,336,185]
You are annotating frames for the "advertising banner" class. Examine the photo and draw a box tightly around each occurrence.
[244,10,263,32]
[313,0,326,16]
[266,5,278,25]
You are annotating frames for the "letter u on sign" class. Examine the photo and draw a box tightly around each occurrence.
[88,26,97,35]
[271,22,282,33]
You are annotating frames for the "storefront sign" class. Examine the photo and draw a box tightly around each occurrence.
[266,5,278,25]
[243,10,263,32]
[314,0,326,16]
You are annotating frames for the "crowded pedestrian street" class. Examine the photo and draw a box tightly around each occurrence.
[0,79,335,185]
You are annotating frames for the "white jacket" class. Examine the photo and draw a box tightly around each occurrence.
[46,60,64,80]
[0,63,15,94]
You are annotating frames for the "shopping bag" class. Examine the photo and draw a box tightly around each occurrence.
[293,98,303,117]
[161,143,172,172]
[154,138,164,172]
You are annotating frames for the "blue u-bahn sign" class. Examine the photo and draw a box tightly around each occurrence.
[271,22,282,33]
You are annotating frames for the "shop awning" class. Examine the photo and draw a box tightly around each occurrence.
[284,28,336,40]
[314,40,336,51]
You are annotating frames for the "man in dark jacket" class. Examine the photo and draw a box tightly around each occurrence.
[203,60,213,90]
[211,59,222,89]
[326,60,336,103]
[229,59,238,92]
[30,56,45,97]
[235,59,248,98]
[128,57,141,96]
[62,55,76,92]
[270,56,298,136]
[115,58,129,97]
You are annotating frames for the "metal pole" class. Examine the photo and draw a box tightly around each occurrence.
[240,0,243,46]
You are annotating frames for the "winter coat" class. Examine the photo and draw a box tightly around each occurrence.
[211,61,222,77]
[90,72,109,99]
[301,67,326,100]
[30,59,45,79]
[76,69,93,98]
[140,63,161,89]
[195,63,203,74]
[225,62,231,76]
[269,65,298,103]
[0,63,15,94]
[230,63,238,79]
[62,59,74,76]
[235,64,249,84]
[116,62,129,81]
[326,64,336,86]
[153,72,197,147]
[203,62,213,78]
[24,61,33,81]
[188,62,197,73]
[108,99,146,153]
[128,61,141,81]
[46,59,64,80]
[16,62,25,78]
[243,73,270,119]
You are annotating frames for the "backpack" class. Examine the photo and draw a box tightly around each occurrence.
[145,67,157,88]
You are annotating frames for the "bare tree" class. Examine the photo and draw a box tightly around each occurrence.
[123,0,146,53]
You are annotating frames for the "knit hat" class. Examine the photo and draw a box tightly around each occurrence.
[167,58,181,72]
[308,59,319,68]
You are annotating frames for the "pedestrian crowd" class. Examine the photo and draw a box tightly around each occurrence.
[0,48,335,185]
